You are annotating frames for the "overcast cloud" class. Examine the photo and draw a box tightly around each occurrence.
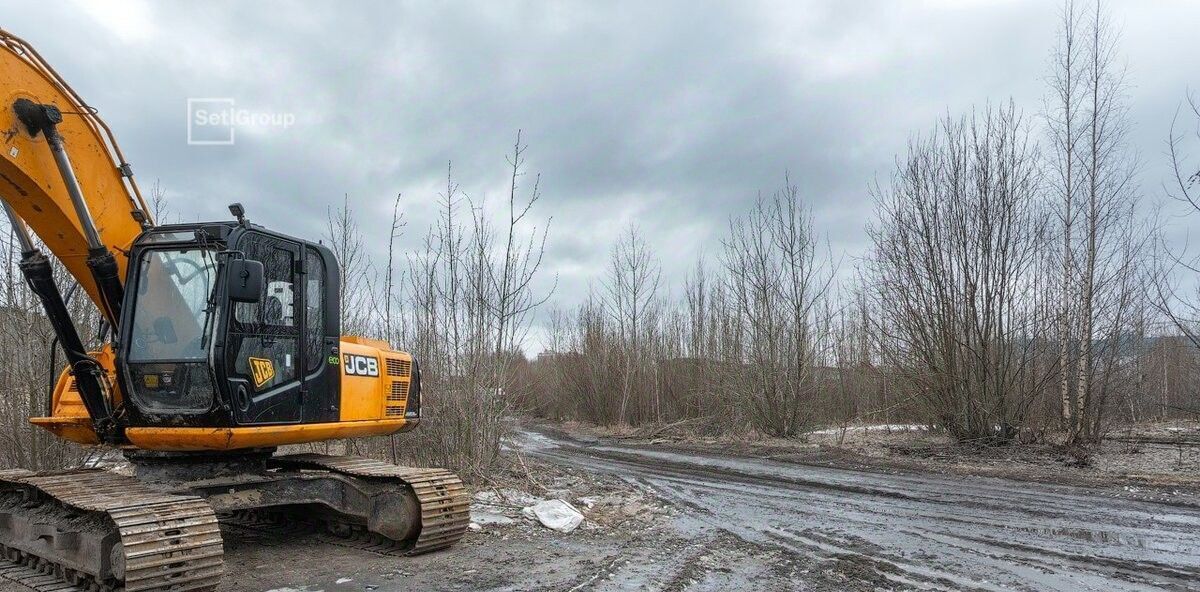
[3,0,1198,351]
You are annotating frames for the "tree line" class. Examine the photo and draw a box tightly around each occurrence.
[521,0,1199,450]
[2,1,1198,478]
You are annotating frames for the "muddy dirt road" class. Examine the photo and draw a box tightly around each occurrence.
[3,428,1198,591]
[516,428,1200,591]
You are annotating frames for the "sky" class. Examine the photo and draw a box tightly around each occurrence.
[3,0,1198,352]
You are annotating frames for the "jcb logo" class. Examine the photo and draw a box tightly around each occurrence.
[343,354,379,377]
[249,357,275,389]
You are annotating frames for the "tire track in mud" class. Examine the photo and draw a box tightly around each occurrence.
[516,429,1200,591]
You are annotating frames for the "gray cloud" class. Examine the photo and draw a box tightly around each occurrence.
[4,0,1198,350]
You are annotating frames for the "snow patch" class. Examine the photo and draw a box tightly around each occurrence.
[810,424,927,436]
[470,508,516,526]
[474,488,539,507]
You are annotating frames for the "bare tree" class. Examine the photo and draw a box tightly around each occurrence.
[149,179,170,223]
[1046,0,1086,428]
[471,130,554,386]
[1152,94,1200,417]
[396,135,553,479]
[722,178,834,437]
[868,104,1049,443]
[1157,94,1200,350]
[383,193,406,344]
[1053,0,1142,444]
[325,194,371,335]
[602,225,661,424]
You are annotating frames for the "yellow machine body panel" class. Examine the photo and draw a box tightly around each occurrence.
[29,345,120,445]
[34,338,419,451]
[123,420,411,451]
[0,32,148,316]
[338,336,416,422]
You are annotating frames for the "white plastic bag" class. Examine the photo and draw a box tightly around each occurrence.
[522,499,584,533]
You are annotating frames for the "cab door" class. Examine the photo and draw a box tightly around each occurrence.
[226,232,304,424]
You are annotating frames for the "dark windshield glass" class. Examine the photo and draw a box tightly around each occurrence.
[128,249,217,362]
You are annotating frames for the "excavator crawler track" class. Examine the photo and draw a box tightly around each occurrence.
[220,510,408,557]
[0,470,224,592]
[269,454,470,554]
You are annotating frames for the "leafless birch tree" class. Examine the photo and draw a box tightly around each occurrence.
[1046,0,1145,444]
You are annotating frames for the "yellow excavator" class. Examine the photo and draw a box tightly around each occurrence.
[0,29,468,591]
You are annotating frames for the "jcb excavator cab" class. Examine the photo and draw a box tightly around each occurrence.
[117,215,345,429]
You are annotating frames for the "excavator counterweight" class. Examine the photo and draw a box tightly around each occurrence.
[0,28,467,591]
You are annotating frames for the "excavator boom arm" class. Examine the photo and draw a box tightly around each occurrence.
[0,29,151,316]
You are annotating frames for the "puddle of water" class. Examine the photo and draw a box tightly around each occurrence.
[1008,524,1147,547]
[504,430,560,452]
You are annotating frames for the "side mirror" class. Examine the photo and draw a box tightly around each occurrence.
[227,259,264,303]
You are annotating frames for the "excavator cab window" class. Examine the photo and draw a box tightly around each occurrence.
[129,249,215,360]
[125,246,219,413]
[303,247,326,373]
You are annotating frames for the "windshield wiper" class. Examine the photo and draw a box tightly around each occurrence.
[198,249,218,350]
